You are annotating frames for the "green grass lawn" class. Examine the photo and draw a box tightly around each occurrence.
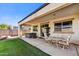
[0,38,49,56]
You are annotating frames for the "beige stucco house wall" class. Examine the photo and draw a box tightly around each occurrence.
[18,3,79,44]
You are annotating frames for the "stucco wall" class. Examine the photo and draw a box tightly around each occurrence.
[0,30,18,36]
[72,16,79,40]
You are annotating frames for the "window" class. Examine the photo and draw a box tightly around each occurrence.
[54,20,72,32]
[54,23,62,31]
[33,25,38,31]
[63,21,72,29]
[22,26,31,31]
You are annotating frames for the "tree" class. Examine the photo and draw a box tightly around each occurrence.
[0,24,10,30]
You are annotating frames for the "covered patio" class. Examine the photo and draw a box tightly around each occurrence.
[18,3,79,44]
[21,37,79,56]
[18,3,79,56]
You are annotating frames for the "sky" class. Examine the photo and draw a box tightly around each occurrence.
[0,3,43,26]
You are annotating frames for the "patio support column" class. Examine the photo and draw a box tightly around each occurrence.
[49,21,54,36]
[18,25,23,37]
[31,26,33,32]
[37,24,41,37]
[72,15,79,40]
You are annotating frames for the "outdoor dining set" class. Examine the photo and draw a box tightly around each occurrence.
[40,28,72,49]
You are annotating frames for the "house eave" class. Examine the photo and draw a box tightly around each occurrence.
[18,3,72,25]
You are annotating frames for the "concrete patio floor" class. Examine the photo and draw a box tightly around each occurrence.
[21,37,79,56]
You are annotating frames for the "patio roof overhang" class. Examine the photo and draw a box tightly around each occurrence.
[18,3,72,26]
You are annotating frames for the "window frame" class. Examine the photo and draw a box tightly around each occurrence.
[54,20,73,33]
[33,25,38,31]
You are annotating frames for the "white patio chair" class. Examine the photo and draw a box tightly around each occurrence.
[42,28,52,43]
[43,32,51,42]
[58,34,72,49]
[51,34,62,47]
[43,32,59,44]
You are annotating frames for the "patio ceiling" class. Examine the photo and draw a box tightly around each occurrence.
[19,3,72,26]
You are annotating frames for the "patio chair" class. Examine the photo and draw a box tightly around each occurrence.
[42,27,52,43]
[58,35,71,49]
[51,34,62,47]
[43,32,51,43]
[43,32,57,44]
[43,33,57,44]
